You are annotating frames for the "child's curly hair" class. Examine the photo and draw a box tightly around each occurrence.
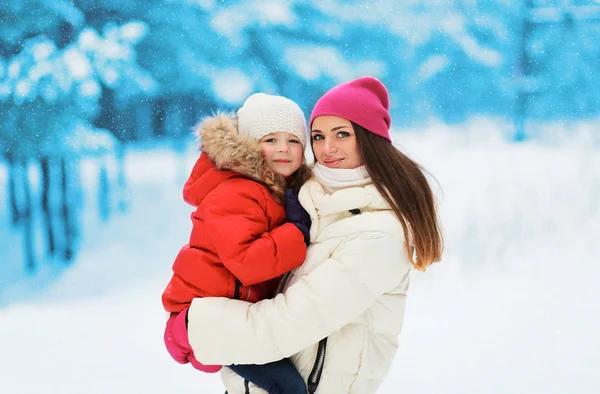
[287,160,313,195]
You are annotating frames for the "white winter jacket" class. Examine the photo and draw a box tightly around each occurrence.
[187,177,413,394]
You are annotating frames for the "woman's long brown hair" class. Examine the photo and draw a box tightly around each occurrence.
[352,122,443,270]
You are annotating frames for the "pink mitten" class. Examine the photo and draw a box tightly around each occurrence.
[164,308,222,373]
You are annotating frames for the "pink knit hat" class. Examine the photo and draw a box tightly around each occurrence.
[310,76,392,142]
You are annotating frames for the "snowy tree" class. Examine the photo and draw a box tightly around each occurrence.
[523,0,600,120]
[5,0,598,134]
[0,23,155,157]
[0,21,155,270]
[198,0,522,126]
[0,0,85,52]
[72,0,233,139]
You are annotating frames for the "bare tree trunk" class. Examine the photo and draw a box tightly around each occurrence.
[98,161,110,221]
[95,87,117,135]
[514,0,535,142]
[116,145,129,213]
[20,159,36,273]
[60,158,74,262]
[165,98,190,184]
[40,156,56,256]
[153,98,166,138]
[6,151,21,227]
[135,100,154,142]
[164,98,185,138]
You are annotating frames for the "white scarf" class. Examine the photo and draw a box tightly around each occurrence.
[312,163,372,194]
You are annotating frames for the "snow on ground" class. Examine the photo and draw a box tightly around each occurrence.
[1,120,599,393]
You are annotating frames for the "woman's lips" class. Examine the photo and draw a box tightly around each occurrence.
[273,159,291,163]
[323,158,343,167]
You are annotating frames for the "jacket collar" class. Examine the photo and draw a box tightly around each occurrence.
[300,177,389,217]
[183,113,286,206]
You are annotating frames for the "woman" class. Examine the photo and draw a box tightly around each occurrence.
[167,77,443,394]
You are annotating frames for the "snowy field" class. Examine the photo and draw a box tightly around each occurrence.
[1,119,599,394]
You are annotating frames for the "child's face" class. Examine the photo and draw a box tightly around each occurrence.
[259,132,304,177]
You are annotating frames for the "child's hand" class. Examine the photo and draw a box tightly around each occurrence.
[284,188,311,245]
[164,308,222,373]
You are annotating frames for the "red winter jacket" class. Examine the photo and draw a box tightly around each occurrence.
[162,114,308,313]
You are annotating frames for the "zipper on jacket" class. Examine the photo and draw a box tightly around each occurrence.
[307,338,327,393]
[276,271,292,294]
[234,279,241,300]
[233,279,252,301]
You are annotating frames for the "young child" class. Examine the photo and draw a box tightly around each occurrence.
[162,93,312,394]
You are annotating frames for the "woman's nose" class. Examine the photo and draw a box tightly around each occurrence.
[277,143,289,153]
[324,141,338,154]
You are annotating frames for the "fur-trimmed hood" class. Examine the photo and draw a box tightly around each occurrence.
[183,113,287,205]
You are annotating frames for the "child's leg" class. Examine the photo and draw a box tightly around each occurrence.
[229,359,306,394]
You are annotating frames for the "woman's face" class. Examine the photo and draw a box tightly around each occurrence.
[311,115,363,169]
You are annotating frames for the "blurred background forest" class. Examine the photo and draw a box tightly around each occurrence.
[3,0,600,274]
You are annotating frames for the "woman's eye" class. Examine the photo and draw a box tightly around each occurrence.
[337,131,350,138]
[264,138,276,143]
[289,139,301,144]
[312,134,323,141]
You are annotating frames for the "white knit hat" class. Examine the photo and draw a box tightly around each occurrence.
[237,93,308,146]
